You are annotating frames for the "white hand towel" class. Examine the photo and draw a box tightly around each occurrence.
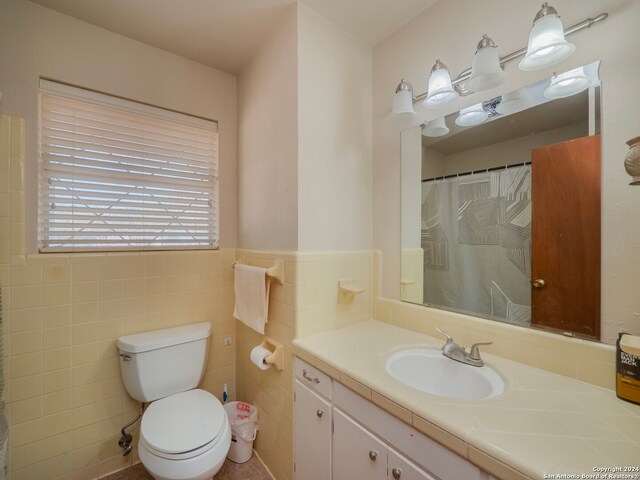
[233,264,271,334]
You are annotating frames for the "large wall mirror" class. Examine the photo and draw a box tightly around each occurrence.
[401,61,603,341]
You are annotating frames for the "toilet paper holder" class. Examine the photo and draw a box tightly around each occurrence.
[260,337,284,371]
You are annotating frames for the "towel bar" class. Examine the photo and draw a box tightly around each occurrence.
[232,258,284,284]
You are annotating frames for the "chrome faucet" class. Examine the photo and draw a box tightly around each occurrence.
[436,327,492,367]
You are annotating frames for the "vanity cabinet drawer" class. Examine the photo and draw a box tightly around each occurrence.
[294,358,332,399]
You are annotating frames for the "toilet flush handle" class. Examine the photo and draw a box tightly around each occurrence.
[119,353,132,361]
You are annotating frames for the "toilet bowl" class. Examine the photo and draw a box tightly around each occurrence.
[117,323,231,480]
[137,389,231,480]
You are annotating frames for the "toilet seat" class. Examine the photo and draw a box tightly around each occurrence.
[141,389,227,460]
[138,420,231,480]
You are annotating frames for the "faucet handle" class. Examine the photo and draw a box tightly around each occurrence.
[469,342,493,360]
[436,327,453,343]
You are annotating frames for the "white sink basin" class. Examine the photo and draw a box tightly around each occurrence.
[385,348,505,400]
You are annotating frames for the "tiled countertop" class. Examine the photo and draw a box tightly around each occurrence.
[292,320,640,480]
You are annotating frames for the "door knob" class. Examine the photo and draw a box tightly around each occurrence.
[532,279,545,288]
[392,468,402,479]
[316,409,323,418]
[368,450,378,461]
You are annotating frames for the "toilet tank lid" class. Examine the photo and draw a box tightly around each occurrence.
[117,322,212,353]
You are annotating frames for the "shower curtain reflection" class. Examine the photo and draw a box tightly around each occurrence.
[421,165,532,326]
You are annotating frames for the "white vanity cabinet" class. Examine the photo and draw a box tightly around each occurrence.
[294,358,487,480]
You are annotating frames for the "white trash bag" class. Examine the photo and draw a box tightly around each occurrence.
[223,402,259,463]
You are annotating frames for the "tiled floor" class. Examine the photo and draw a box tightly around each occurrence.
[103,455,273,480]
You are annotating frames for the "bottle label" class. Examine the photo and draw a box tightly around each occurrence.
[616,332,640,405]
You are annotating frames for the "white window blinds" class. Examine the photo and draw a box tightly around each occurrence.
[38,80,219,252]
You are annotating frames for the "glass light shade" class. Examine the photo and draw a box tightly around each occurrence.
[519,13,575,71]
[467,42,507,92]
[455,103,489,127]
[392,88,417,117]
[496,87,535,115]
[424,64,459,108]
[544,66,591,99]
[422,117,449,137]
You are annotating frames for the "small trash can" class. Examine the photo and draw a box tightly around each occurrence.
[223,401,259,463]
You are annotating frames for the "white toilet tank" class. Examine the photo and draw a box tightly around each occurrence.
[117,322,212,402]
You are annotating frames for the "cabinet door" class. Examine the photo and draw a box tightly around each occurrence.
[333,408,387,480]
[388,448,437,480]
[294,380,332,480]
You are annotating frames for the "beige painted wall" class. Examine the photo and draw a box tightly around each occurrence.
[373,0,640,343]
[237,3,373,252]
[0,0,238,250]
[297,3,373,251]
[237,5,299,251]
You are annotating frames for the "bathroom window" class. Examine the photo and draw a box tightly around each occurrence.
[38,80,219,252]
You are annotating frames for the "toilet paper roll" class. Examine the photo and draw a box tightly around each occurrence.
[250,345,272,370]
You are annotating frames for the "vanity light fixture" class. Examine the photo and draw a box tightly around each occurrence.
[466,35,507,93]
[392,78,417,117]
[391,8,607,118]
[543,66,591,99]
[424,60,459,109]
[455,103,489,127]
[422,117,449,137]
[519,3,575,71]
[495,87,535,115]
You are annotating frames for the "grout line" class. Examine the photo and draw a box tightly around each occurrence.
[251,449,277,480]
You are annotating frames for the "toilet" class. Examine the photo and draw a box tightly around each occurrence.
[117,322,231,480]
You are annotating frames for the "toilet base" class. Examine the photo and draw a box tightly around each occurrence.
[138,423,231,480]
